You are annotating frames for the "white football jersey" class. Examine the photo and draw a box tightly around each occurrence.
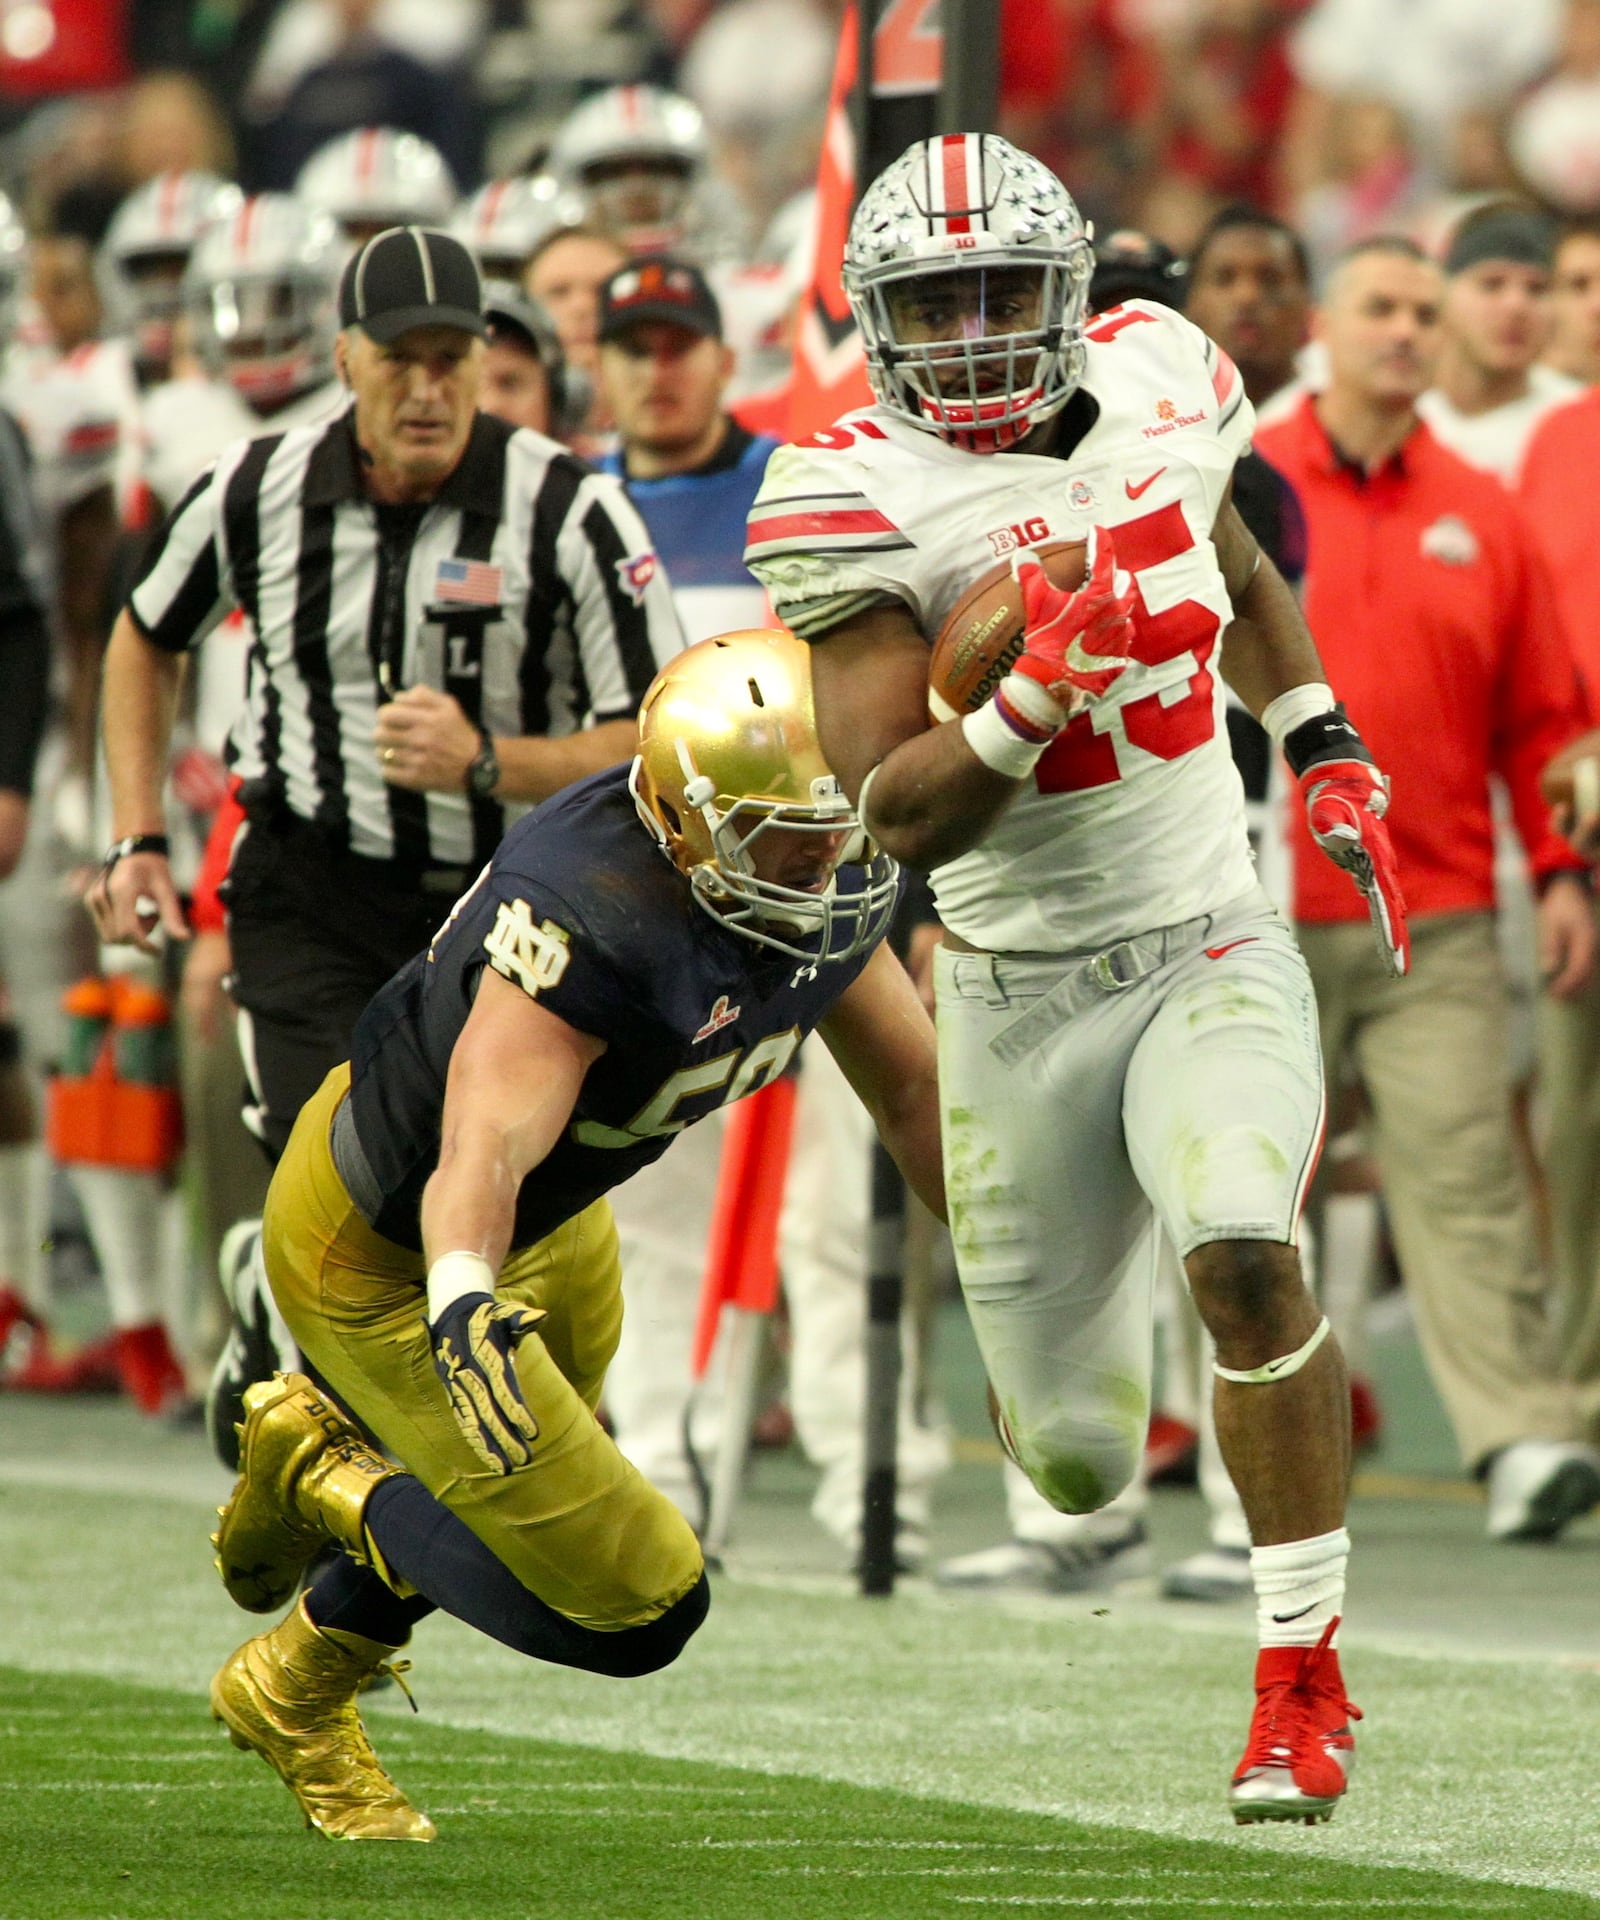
[1,333,138,524]
[746,301,1259,953]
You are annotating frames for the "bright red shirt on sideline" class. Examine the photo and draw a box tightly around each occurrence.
[1518,387,1600,704]
[1255,395,1588,924]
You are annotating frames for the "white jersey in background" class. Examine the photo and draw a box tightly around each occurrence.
[1417,363,1582,484]
[747,300,1258,955]
[1,333,139,529]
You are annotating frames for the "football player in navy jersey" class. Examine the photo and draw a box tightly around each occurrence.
[206,629,942,1842]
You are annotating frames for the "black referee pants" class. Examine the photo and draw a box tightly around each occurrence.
[223,813,467,1162]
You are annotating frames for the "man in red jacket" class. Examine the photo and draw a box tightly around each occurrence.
[1256,236,1600,1542]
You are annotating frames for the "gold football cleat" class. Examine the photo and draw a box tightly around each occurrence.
[211,1596,435,1841]
[213,1372,400,1613]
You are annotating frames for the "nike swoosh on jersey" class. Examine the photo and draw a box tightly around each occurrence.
[1204,937,1259,959]
[1125,468,1165,499]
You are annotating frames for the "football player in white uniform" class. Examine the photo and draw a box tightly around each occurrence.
[745,134,1409,1827]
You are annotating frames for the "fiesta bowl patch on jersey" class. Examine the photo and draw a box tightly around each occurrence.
[927,537,1088,721]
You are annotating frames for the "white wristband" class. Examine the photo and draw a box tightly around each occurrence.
[1261,681,1336,750]
[427,1250,495,1322]
[962,692,1054,779]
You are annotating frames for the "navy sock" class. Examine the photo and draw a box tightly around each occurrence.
[363,1474,709,1676]
[302,1547,435,1645]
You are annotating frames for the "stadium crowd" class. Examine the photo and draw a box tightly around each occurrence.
[3,0,1600,1635]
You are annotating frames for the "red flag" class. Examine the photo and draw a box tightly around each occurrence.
[691,1076,799,1379]
[788,2,873,439]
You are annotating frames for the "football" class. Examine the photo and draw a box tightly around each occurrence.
[927,538,1089,721]
[1541,725,1600,859]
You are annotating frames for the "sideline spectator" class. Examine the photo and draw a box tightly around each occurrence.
[246,0,481,194]
[1545,216,1600,384]
[1255,237,1600,1541]
[1418,203,1580,483]
[1520,379,1600,1457]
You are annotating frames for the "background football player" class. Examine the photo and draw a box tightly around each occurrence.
[746,133,1405,1827]
[208,631,942,1841]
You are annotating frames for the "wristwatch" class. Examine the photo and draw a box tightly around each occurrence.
[465,731,500,800]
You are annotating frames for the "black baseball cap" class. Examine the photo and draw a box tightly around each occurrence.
[338,226,486,343]
[1443,204,1559,276]
[598,255,722,344]
[1090,230,1188,315]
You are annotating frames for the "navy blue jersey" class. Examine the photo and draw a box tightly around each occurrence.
[346,763,892,1250]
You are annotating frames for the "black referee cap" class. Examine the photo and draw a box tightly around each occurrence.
[338,226,487,343]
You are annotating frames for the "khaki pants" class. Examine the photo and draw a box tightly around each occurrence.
[263,1066,704,1631]
[1534,900,1600,1440]
[1298,912,1586,1470]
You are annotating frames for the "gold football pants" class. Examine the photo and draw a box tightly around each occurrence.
[262,1065,704,1631]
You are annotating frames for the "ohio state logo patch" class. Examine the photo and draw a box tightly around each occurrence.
[615,551,658,603]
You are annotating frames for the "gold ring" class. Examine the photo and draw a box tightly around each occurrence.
[382,747,396,764]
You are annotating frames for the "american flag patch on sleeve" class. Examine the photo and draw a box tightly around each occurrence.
[433,557,504,605]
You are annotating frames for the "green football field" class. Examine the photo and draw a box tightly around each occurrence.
[3,1305,1598,1920]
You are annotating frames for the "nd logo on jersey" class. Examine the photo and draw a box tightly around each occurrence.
[484,899,572,997]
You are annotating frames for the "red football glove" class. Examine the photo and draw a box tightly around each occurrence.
[1299,754,1410,978]
[1011,533,1138,712]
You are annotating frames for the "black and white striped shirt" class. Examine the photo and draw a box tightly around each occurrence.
[128,406,683,868]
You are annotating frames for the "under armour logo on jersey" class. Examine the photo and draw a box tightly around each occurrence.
[615,551,658,604]
[693,995,741,1043]
[483,900,572,998]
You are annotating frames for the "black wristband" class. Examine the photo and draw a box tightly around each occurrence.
[100,832,171,878]
[1282,704,1375,780]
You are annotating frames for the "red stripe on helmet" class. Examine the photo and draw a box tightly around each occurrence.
[157,171,182,234]
[356,128,380,188]
[940,134,971,235]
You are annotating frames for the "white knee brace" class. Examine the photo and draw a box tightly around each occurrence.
[1213,1315,1330,1384]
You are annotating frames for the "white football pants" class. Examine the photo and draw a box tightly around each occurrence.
[936,888,1324,1527]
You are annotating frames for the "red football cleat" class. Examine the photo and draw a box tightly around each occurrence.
[1229,1620,1361,1825]
[113,1322,189,1415]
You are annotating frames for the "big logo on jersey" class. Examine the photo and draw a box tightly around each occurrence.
[483,900,572,997]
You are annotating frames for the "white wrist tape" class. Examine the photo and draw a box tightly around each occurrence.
[427,1250,496,1322]
[1261,682,1336,751]
[963,690,1054,779]
[1214,1314,1331,1384]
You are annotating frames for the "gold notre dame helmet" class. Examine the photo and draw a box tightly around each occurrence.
[629,629,899,965]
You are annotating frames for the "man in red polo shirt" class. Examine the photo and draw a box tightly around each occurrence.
[1520,383,1600,1460]
[1256,236,1600,1541]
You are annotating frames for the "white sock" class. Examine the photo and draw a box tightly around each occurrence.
[1250,1526,1349,1648]
[0,1140,49,1310]
[68,1165,167,1330]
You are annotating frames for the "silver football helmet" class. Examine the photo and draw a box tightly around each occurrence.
[844,133,1093,454]
[450,174,583,282]
[101,171,242,382]
[549,84,710,256]
[294,128,457,248]
[183,195,341,412]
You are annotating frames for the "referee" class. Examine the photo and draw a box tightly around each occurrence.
[90,225,684,1160]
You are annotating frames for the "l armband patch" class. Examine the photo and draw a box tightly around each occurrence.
[483,900,572,998]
